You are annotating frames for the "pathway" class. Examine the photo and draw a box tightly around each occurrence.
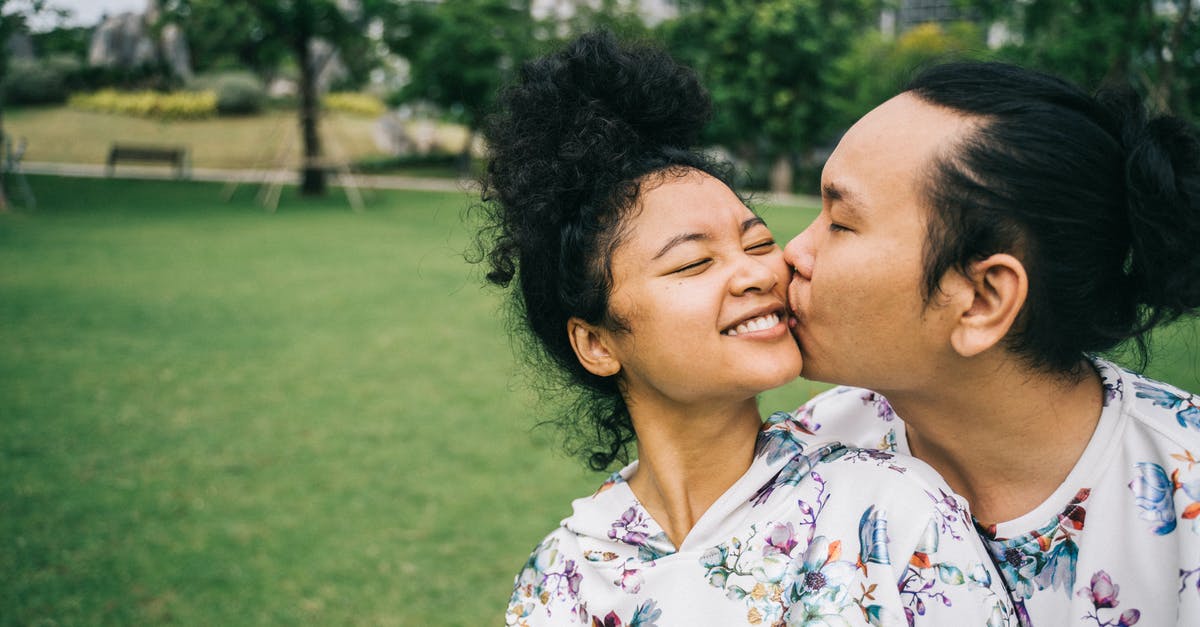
[18,161,821,207]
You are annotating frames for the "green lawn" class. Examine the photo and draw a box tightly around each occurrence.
[1,176,1196,625]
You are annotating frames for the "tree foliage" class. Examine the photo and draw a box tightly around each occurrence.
[0,0,66,209]
[383,0,539,138]
[827,21,991,133]
[663,0,876,192]
[161,0,386,195]
[974,0,1199,117]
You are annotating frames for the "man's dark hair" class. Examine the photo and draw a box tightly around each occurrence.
[906,61,1200,373]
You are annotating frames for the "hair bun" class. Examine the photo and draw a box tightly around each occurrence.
[557,31,711,151]
[482,31,711,229]
[1098,88,1200,318]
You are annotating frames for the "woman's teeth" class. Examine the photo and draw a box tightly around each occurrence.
[723,313,780,336]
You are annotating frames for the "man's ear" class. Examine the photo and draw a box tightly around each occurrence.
[568,317,621,377]
[947,254,1028,358]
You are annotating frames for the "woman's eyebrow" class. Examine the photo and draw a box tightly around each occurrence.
[652,232,708,260]
[743,216,767,232]
[652,214,767,260]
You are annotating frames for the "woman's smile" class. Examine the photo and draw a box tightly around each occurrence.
[720,309,787,337]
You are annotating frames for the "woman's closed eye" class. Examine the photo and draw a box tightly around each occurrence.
[671,258,713,275]
[745,239,776,253]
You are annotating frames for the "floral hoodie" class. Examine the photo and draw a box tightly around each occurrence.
[506,413,1017,626]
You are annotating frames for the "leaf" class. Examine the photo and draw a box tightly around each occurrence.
[937,563,965,585]
[827,539,843,562]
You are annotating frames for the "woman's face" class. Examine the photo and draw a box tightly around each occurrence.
[597,169,802,408]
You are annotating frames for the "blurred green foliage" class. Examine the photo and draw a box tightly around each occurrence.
[6,0,1196,193]
[187,71,267,115]
[382,0,541,157]
[973,0,1200,117]
[664,0,876,186]
[827,21,993,134]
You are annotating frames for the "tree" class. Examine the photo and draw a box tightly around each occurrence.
[163,0,384,195]
[973,0,1199,118]
[382,0,539,172]
[663,0,876,193]
[0,0,64,210]
[827,21,992,134]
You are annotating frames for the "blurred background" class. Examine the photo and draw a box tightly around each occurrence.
[1,0,1197,624]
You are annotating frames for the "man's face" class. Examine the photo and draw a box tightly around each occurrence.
[783,93,973,393]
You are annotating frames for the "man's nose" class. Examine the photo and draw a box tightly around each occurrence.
[783,223,817,280]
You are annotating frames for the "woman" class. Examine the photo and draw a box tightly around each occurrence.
[781,62,1200,626]
[478,33,1015,626]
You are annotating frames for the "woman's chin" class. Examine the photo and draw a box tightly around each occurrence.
[747,352,804,394]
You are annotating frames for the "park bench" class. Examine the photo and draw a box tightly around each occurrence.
[106,143,191,179]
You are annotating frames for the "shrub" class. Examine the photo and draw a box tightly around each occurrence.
[3,58,69,105]
[68,89,218,120]
[322,91,387,117]
[189,72,265,115]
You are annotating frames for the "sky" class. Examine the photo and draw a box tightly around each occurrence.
[40,0,148,28]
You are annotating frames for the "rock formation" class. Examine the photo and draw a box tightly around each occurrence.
[87,0,192,80]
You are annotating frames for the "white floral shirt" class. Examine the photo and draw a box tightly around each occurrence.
[790,358,1200,627]
[505,413,1017,626]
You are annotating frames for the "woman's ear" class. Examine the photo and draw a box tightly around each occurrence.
[949,253,1028,358]
[568,317,621,377]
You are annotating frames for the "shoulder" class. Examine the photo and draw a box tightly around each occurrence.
[782,385,902,451]
[507,528,587,626]
[791,447,1018,625]
[512,527,581,585]
[814,445,968,518]
[1103,358,1200,445]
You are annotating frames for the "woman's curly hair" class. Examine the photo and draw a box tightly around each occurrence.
[473,31,731,471]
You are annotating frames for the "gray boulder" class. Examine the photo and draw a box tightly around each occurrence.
[87,0,192,79]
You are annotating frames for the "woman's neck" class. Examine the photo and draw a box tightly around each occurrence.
[624,396,763,549]
[886,356,1104,526]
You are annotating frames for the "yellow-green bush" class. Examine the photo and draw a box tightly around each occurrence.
[68,89,219,120]
[322,92,386,117]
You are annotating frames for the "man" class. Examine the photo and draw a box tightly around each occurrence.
[783,61,1200,626]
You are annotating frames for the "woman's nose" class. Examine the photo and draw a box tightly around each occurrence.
[730,252,779,295]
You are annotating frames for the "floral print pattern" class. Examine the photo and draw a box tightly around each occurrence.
[788,358,1200,626]
[1077,570,1140,627]
[607,506,674,561]
[507,411,1017,625]
[701,527,863,626]
[701,493,1012,626]
[982,486,1088,622]
[588,601,660,627]
[1133,380,1200,431]
[508,536,588,626]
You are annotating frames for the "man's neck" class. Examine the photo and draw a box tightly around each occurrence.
[625,396,763,549]
[883,356,1105,526]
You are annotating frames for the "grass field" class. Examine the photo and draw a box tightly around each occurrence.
[4,107,468,172]
[2,176,1197,625]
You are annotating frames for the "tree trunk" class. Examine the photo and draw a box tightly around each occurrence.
[768,153,793,195]
[1155,0,1192,114]
[297,35,326,196]
[457,128,474,175]
[1103,0,1144,87]
[0,105,9,212]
